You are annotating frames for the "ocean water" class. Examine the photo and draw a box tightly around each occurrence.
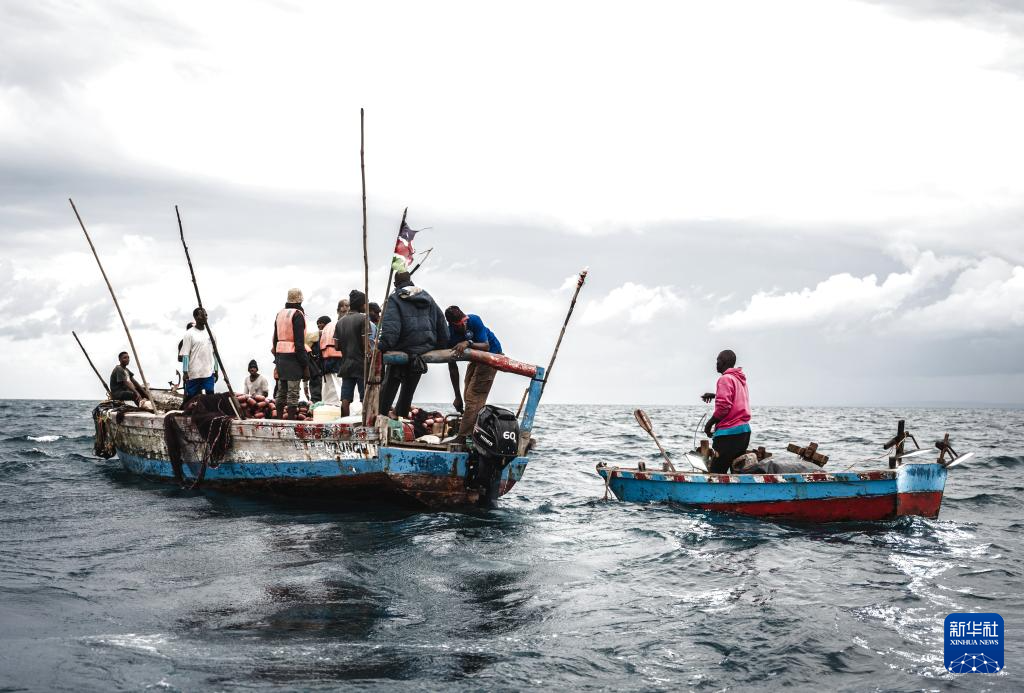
[0,400,1021,691]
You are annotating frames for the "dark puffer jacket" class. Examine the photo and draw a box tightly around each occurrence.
[378,285,449,356]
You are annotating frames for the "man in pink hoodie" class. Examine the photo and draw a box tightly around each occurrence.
[700,350,751,474]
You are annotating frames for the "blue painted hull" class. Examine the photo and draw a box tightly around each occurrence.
[119,448,528,507]
[596,463,948,521]
[105,411,530,508]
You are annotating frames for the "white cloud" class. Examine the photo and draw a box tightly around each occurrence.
[581,283,685,325]
[709,250,961,331]
[10,1,1024,231]
[902,261,1024,332]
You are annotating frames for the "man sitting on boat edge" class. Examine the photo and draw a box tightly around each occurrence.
[700,349,751,473]
[445,306,503,441]
[109,351,143,404]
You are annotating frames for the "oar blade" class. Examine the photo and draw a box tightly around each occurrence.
[634,408,653,433]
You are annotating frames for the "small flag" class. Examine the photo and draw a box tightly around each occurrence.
[398,220,419,243]
[393,237,414,272]
[392,220,424,272]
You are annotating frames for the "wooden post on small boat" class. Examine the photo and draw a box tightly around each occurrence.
[884,419,907,469]
[516,268,588,417]
[363,207,408,425]
[72,330,112,398]
[175,205,244,420]
[69,198,155,406]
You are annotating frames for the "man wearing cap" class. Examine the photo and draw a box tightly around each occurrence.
[243,359,269,397]
[445,306,503,438]
[271,288,310,418]
[377,272,448,418]
[335,289,374,416]
[181,307,218,399]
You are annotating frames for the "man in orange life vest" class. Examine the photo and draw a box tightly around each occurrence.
[319,310,343,405]
[272,288,311,417]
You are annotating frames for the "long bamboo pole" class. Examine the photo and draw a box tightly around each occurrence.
[361,108,370,388]
[516,268,588,416]
[72,330,112,397]
[175,205,244,419]
[69,198,155,405]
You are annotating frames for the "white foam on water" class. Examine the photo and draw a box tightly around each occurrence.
[28,435,60,442]
[96,633,172,657]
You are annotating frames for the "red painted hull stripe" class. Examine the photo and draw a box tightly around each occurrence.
[696,491,943,522]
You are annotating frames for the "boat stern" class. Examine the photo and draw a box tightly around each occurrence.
[895,462,947,518]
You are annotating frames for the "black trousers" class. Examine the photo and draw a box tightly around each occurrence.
[110,388,137,403]
[378,363,423,417]
[711,431,751,473]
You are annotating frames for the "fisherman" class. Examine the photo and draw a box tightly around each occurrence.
[445,306,502,438]
[377,272,448,418]
[272,288,311,418]
[181,308,218,399]
[109,351,143,403]
[335,290,374,416]
[368,301,381,329]
[243,359,269,397]
[304,322,324,403]
[318,314,342,404]
[700,349,751,473]
[337,297,350,320]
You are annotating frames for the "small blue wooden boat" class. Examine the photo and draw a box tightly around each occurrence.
[97,349,544,508]
[597,447,971,522]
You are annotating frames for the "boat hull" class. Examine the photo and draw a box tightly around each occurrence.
[106,411,527,508]
[596,463,947,522]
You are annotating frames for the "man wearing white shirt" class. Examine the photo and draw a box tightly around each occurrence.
[180,307,219,399]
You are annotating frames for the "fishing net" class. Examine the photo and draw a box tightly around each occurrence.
[164,393,236,487]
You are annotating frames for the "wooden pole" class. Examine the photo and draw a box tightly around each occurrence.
[361,108,370,388]
[409,247,433,275]
[363,207,407,424]
[516,268,588,416]
[69,198,155,405]
[72,330,112,397]
[175,205,244,419]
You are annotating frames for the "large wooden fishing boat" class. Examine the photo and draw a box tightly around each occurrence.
[597,420,972,522]
[95,349,545,508]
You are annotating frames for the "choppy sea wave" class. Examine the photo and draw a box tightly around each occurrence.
[0,401,1021,690]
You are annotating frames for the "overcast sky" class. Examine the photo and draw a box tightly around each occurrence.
[2,0,1023,405]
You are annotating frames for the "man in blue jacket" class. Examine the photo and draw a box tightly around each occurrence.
[377,272,448,418]
[445,306,503,438]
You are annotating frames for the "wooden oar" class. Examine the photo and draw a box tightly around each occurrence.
[634,408,675,472]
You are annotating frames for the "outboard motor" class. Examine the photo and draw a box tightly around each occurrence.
[466,405,520,508]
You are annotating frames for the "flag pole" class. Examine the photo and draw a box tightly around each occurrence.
[70,198,155,406]
[363,207,407,424]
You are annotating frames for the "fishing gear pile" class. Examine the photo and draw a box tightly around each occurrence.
[164,393,236,486]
